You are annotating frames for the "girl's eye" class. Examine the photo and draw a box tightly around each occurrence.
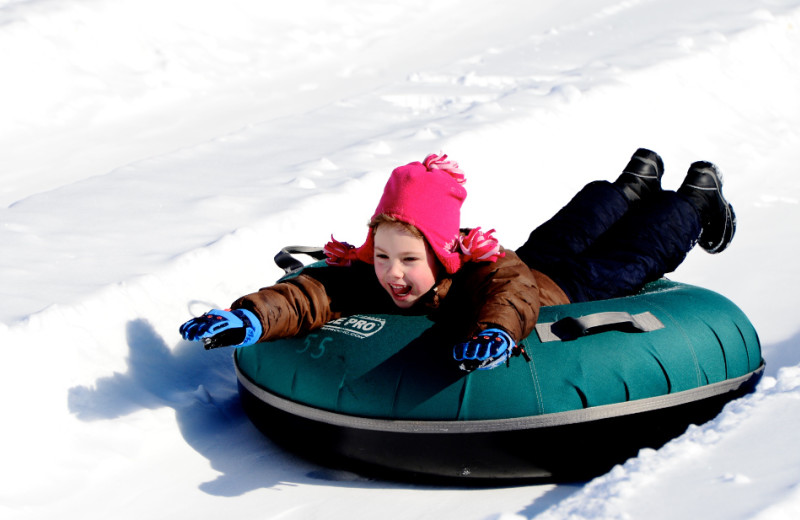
[375,253,389,260]
[403,257,419,263]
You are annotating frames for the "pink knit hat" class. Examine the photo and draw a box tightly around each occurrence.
[324,153,504,274]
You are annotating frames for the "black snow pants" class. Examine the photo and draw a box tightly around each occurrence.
[516,181,702,303]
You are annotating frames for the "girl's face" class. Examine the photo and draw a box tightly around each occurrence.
[373,224,440,309]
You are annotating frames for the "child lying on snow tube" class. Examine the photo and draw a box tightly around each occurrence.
[180,149,736,371]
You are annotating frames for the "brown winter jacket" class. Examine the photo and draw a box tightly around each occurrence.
[231,249,569,344]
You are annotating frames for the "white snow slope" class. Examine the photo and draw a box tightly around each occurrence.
[2,1,800,519]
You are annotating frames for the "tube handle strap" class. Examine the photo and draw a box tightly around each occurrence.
[274,246,327,275]
[536,311,664,343]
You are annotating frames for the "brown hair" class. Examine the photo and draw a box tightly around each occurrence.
[368,214,425,239]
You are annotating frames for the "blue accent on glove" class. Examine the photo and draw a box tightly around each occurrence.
[179,308,263,349]
[453,328,515,371]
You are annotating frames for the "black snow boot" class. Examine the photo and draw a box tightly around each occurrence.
[614,148,664,203]
[678,161,737,253]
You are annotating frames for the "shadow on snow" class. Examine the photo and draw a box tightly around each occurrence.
[66,318,350,496]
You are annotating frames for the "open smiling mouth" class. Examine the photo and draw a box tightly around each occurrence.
[389,283,412,298]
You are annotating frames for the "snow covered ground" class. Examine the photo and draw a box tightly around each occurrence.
[2,0,800,518]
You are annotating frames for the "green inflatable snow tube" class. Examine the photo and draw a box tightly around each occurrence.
[235,268,763,482]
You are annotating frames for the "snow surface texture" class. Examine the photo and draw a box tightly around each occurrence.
[1,0,799,518]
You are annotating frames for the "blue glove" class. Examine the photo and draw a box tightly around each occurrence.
[453,328,515,371]
[179,309,263,350]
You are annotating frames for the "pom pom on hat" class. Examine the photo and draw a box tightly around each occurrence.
[422,153,466,184]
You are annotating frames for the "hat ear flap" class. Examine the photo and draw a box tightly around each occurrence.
[323,236,358,267]
[458,228,505,263]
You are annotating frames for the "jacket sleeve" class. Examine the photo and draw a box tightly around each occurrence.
[229,263,390,342]
[457,249,541,342]
[230,274,338,342]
